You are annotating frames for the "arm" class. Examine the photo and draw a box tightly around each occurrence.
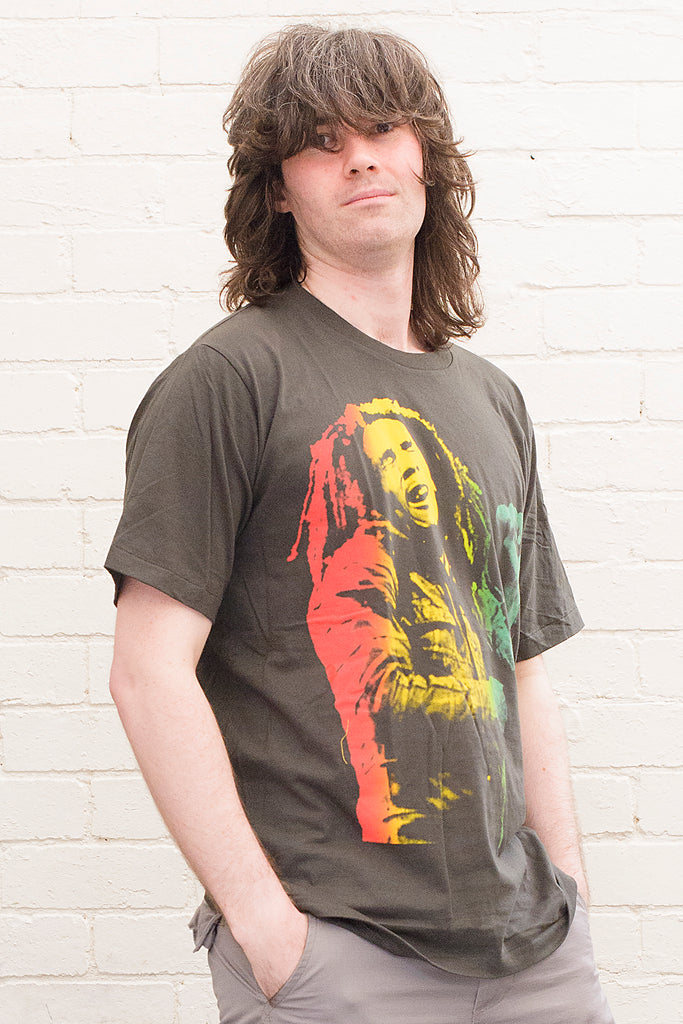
[516,653,589,905]
[109,577,307,998]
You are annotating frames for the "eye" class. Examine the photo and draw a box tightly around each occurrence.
[313,127,338,151]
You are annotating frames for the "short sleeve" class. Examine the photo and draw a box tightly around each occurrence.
[105,343,259,622]
[515,417,584,661]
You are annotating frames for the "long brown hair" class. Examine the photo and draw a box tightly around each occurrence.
[221,24,484,350]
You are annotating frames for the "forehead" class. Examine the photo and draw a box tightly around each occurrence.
[363,418,416,456]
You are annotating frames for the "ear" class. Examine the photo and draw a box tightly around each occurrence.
[272,177,290,214]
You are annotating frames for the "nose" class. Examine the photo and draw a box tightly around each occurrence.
[342,133,379,176]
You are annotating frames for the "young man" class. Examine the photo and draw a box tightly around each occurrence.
[106,24,614,1024]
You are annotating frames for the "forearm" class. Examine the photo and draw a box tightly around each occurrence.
[516,654,588,903]
[108,577,307,989]
[110,658,290,937]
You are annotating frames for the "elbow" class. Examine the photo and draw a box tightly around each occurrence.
[109,655,139,709]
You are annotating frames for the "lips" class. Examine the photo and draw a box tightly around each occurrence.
[343,189,394,205]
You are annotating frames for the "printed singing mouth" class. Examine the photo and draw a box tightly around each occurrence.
[407,483,431,506]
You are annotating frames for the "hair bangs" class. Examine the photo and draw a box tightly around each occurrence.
[221,24,484,347]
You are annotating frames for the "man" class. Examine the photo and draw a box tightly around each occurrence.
[106,24,614,1024]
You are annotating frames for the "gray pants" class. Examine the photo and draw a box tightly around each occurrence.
[190,896,614,1024]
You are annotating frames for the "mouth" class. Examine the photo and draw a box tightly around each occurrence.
[343,190,394,206]
[406,483,430,506]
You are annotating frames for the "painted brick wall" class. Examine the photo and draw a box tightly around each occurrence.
[1,3,681,1022]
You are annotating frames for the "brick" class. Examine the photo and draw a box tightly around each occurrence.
[160,19,272,85]
[492,358,640,424]
[0,234,69,294]
[542,153,682,217]
[2,707,135,771]
[450,83,636,152]
[167,297,240,357]
[539,14,682,83]
[82,367,160,431]
[1,436,125,500]
[640,223,683,286]
[1,22,157,88]
[0,371,79,432]
[447,0,676,7]
[544,493,683,564]
[642,913,683,973]
[568,564,683,631]
[585,839,683,905]
[0,914,89,977]
[0,507,81,569]
[2,778,88,840]
[563,702,683,769]
[73,229,226,294]
[589,910,641,973]
[87,639,116,704]
[3,0,79,11]
[638,636,683,699]
[473,286,544,358]
[85,504,124,570]
[602,981,683,1024]
[637,770,683,836]
[1,91,71,158]
[543,632,638,701]
[72,90,227,157]
[0,641,87,705]
[573,773,634,836]
[639,86,683,149]
[3,844,190,911]
[0,574,115,638]
[2,299,170,362]
[276,0,450,15]
[0,981,176,1024]
[83,0,265,11]
[476,220,637,289]
[94,912,205,974]
[549,428,683,491]
[92,776,168,840]
[544,287,683,354]
[645,360,683,421]
[468,153,545,223]
[0,163,164,229]
[177,977,217,1024]
[162,160,229,228]
[397,15,536,85]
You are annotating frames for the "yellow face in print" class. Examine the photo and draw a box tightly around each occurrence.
[362,418,439,528]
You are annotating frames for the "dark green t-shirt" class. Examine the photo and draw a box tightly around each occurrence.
[106,283,583,977]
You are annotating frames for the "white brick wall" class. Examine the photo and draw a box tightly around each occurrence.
[1,4,680,1022]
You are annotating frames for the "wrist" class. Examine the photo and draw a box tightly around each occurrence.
[224,873,299,947]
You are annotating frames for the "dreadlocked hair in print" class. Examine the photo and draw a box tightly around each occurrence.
[288,400,491,587]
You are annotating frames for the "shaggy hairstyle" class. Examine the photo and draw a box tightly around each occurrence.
[221,24,484,350]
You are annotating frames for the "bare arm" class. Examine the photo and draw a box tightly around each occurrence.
[109,577,308,998]
[516,652,589,905]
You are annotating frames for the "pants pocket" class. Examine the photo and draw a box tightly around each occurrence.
[189,897,222,953]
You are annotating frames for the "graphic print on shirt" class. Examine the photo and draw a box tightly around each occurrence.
[289,399,521,845]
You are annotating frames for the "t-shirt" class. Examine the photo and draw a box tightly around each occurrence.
[106,283,584,978]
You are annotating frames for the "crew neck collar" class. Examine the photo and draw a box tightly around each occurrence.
[287,282,454,370]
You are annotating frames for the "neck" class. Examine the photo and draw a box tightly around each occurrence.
[300,255,424,353]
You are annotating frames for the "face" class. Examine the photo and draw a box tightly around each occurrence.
[362,418,438,528]
[276,121,426,271]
